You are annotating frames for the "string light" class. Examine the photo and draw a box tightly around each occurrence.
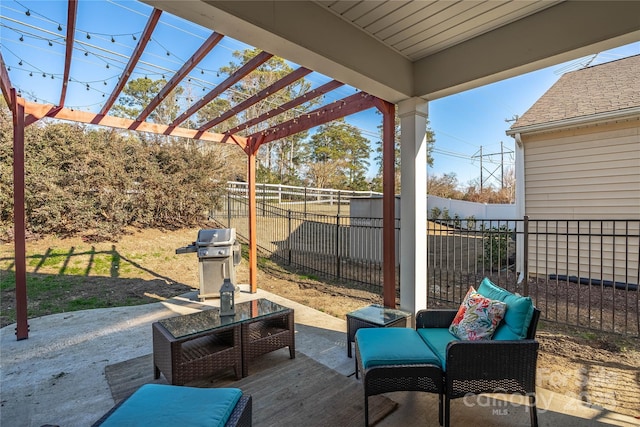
[111,36,115,43]
[18,60,23,66]
[19,35,24,42]
[86,33,91,39]
[25,9,31,16]
[58,24,62,31]
[48,40,53,46]
[132,34,137,41]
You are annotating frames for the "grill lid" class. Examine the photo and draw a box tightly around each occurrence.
[196,228,236,247]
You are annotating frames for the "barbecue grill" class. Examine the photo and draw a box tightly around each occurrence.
[176,228,241,300]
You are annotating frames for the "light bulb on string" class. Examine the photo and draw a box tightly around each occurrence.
[29,72,33,77]
[86,84,90,91]
[18,60,23,66]
[132,34,137,41]
[48,40,53,47]
[104,81,107,85]
[25,9,30,16]
[51,74,54,79]
[19,35,24,42]
[86,33,91,39]
[58,24,62,31]
[111,36,115,43]
[106,63,109,69]
[42,72,46,78]
[166,51,170,56]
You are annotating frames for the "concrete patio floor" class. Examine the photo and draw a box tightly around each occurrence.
[1,287,638,427]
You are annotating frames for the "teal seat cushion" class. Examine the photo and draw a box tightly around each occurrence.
[356,327,440,369]
[417,328,459,370]
[477,277,534,340]
[100,384,242,427]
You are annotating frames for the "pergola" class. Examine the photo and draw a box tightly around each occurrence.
[3,1,639,340]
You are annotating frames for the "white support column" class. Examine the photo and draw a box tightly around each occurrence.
[398,98,429,316]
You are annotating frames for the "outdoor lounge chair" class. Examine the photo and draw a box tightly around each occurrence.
[92,384,252,427]
[355,278,540,427]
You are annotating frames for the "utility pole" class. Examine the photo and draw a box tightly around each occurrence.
[472,143,514,190]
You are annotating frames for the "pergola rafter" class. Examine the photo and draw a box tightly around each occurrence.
[224,79,345,136]
[1,0,398,341]
[134,31,224,124]
[251,92,378,144]
[58,0,77,107]
[170,51,273,129]
[199,66,312,131]
[99,8,162,116]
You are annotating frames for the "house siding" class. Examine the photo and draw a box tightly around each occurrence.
[524,120,640,219]
[523,119,640,285]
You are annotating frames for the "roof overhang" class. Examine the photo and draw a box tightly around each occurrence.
[145,1,640,102]
[506,106,640,138]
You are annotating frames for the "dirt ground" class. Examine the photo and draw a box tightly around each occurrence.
[1,226,639,419]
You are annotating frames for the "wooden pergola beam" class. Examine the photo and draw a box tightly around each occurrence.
[99,8,162,116]
[251,92,378,144]
[374,98,397,308]
[58,0,78,107]
[0,52,14,111]
[198,67,312,131]
[23,101,245,147]
[173,51,272,131]
[134,32,224,124]
[226,79,344,135]
[11,89,28,340]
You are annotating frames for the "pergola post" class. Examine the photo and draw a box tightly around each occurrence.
[11,88,28,340]
[245,136,262,293]
[377,99,396,308]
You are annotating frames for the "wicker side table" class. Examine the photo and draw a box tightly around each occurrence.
[346,304,411,358]
[152,318,242,385]
[241,307,295,377]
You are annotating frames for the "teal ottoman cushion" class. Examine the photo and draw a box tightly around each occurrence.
[356,327,440,369]
[417,328,459,370]
[100,384,242,427]
[477,277,534,340]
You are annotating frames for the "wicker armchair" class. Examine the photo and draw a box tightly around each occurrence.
[416,308,541,427]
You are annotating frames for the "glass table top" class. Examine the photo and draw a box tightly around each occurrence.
[346,304,411,326]
[159,298,290,339]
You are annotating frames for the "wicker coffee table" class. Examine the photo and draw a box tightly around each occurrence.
[346,304,411,358]
[153,309,242,385]
[239,299,295,377]
[153,298,295,384]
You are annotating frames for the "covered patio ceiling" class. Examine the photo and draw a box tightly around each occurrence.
[2,0,639,340]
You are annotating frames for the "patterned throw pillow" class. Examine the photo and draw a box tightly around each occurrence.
[449,286,507,340]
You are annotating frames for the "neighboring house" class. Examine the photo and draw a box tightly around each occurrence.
[507,55,640,285]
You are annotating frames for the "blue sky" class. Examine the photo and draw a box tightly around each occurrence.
[1,1,638,187]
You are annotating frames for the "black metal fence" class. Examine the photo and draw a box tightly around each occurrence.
[212,193,639,336]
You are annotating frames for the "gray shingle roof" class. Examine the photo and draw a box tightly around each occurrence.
[511,54,640,129]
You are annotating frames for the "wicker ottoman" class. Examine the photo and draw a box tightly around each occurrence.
[355,328,443,427]
[92,384,252,427]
